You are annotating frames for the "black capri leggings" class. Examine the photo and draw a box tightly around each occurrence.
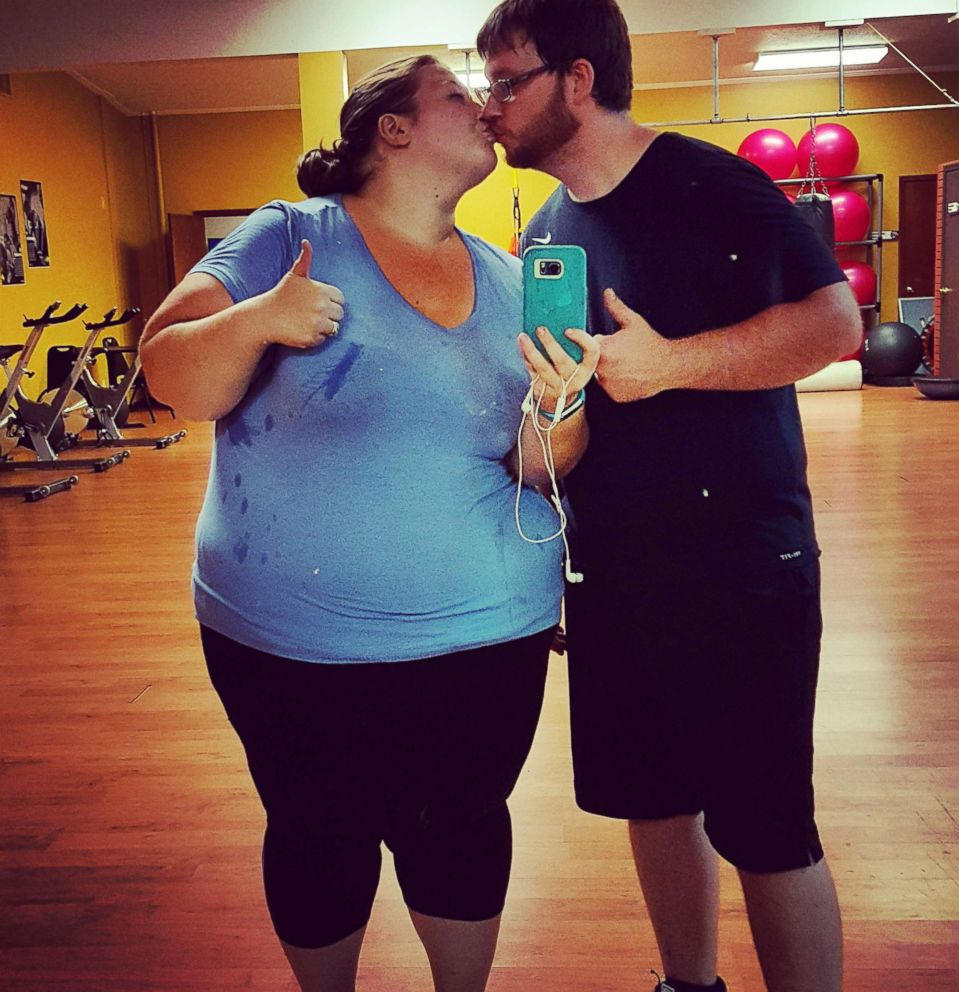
[201,625,553,949]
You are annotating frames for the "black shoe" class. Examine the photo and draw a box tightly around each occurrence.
[651,970,728,992]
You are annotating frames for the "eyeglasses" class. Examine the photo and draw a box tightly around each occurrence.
[473,65,553,107]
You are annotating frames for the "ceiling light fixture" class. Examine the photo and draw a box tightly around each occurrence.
[754,45,888,72]
[454,70,488,88]
[449,44,485,90]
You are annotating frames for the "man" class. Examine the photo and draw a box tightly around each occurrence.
[475,2,862,991]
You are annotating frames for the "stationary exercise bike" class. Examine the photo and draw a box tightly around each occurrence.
[0,301,128,473]
[0,303,84,501]
[67,307,185,449]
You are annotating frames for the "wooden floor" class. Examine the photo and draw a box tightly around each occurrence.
[2,387,958,991]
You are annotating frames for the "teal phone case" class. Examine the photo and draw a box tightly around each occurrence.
[523,245,587,363]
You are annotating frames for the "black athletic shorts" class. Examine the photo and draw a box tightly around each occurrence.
[564,559,825,873]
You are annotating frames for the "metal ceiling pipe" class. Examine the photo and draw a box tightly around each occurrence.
[641,102,959,128]
[647,18,959,130]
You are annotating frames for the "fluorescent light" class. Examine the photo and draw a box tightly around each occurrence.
[754,45,888,71]
[454,69,488,88]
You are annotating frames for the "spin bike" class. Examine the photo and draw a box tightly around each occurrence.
[68,307,185,450]
[0,301,128,474]
[0,303,84,501]
[0,309,76,501]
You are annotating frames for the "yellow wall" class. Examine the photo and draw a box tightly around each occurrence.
[632,71,959,321]
[458,153,559,250]
[157,110,303,215]
[0,72,160,390]
[298,52,348,153]
[294,50,555,246]
[159,68,557,256]
[100,108,168,327]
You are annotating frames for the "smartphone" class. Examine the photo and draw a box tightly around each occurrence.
[523,244,587,363]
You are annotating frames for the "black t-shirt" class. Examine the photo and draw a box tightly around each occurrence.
[522,132,847,578]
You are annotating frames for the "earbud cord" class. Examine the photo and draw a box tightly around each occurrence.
[515,373,583,583]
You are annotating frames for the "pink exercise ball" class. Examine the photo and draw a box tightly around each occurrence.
[841,328,865,362]
[830,188,871,242]
[737,128,797,180]
[842,261,877,306]
[797,123,860,179]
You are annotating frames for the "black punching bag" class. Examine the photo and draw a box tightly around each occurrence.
[794,192,835,251]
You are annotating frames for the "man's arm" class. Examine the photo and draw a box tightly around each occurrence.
[595,281,862,403]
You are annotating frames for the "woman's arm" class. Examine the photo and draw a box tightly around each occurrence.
[511,396,589,490]
[139,241,344,422]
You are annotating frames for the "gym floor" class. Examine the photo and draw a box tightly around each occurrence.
[2,386,958,991]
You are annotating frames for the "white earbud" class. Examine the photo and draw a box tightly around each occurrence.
[565,562,584,584]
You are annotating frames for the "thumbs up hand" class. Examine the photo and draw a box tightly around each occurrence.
[289,239,314,279]
[593,288,677,402]
[264,240,346,349]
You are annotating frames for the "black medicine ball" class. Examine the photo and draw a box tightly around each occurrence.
[861,322,923,378]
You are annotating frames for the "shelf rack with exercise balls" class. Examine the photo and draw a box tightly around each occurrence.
[775,172,886,358]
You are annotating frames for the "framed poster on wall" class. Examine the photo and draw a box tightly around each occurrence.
[20,179,49,266]
[0,194,25,285]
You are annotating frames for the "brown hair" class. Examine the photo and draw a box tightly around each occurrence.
[477,0,633,113]
[297,54,440,197]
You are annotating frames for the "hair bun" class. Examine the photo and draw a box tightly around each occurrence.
[295,54,438,197]
[296,146,344,197]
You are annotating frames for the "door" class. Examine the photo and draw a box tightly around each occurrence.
[898,174,936,298]
[936,162,959,377]
[168,213,208,288]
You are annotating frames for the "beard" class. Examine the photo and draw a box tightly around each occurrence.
[503,77,580,169]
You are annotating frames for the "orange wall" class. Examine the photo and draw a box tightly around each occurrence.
[157,110,303,215]
[0,72,162,382]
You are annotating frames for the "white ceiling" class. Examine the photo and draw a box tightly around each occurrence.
[626,15,959,88]
[1,0,956,73]
[54,14,959,118]
[68,57,302,117]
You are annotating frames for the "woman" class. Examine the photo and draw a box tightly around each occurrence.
[140,56,598,992]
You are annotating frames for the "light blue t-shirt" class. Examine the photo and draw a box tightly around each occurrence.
[190,196,563,663]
